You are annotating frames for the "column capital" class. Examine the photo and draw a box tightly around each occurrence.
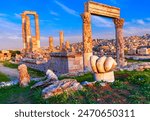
[81,12,91,24]
[113,18,124,28]
[35,14,38,18]
[21,13,26,18]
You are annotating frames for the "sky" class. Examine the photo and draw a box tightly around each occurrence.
[0,0,150,50]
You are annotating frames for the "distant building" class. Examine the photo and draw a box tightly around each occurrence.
[137,46,150,55]
[0,50,11,61]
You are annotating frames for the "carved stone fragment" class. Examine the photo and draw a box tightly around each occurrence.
[18,64,30,87]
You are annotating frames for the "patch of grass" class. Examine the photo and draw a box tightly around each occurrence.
[3,61,18,69]
[0,69,150,104]
[111,80,128,89]
[59,72,94,83]
[0,72,10,82]
[74,73,94,83]
[127,59,150,63]
[2,61,45,77]
[27,68,45,78]
[127,73,150,86]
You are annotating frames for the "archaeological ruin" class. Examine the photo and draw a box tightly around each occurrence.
[49,36,54,52]
[0,50,11,61]
[21,11,40,52]
[19,1,127,76]
[81,1,125,69]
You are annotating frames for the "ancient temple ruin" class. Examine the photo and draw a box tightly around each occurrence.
[81,1,125,69]
[21,11,40,52]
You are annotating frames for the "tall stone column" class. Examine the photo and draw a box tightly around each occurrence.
[114,18,125,67]
[59,31,64,50]
[21,14,26,50]
[49,36,54,52]
[35,14,40,48]
[81,12,93,70]
[25,16,32,52]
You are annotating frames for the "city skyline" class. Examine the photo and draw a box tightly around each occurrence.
[0,0,150,49]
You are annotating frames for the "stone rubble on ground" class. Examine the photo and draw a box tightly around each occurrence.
[46,69,58,80]
[0,79,18,88]
[31,70,83,99]
[42,79,83,99]
[117,62,150,71]
[31,69,58,89]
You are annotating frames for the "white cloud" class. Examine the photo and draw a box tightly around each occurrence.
[0,13,8,17]
[54,0,79,17]
[92,16,114,28]
[0,16,22,50]
[50,11,59,16]
[124,26,150,36]
[135,19,145,25]
[14,13,21,19]
[146,18,150,21]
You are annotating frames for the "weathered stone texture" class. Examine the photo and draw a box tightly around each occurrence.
[85,1,120,18]
[65,41,70,50]
[18,64,30,87]
[49,37,54,52]
[21,11,40,52]
[49,52,83,76]
[81,12,93,70]
[114,18,125,67]
[59,31,64,50]
[42,79,83,99]
[90,56,117,82]
[0,50,11,61]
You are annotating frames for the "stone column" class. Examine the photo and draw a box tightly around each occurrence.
[25,16,32,52]
[65,41,70,50]
[114,18,125,67]
[81,12,93,70]
[49,36,54,52]
[21,14,26,50]
[35,14,40,48]
[59,31,64,50]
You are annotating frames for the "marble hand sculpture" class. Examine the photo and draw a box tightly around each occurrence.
[90,56,117,82]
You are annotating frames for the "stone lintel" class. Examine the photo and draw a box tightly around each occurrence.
[23,11,37,15]
[85,1,120,18]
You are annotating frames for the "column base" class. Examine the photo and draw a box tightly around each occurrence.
[83,52,93,71]
[94,71,115,82]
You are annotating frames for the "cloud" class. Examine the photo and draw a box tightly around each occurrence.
[146,18,150,21]
[0,16,22,50]
[124,27,150,36]
[14,13,21,19]
[92,16,114,28]
[0,13,8,17]
[92,17,150,39]
[54,0,79,17]
[134,19,145,25]
[50,11,59,16]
